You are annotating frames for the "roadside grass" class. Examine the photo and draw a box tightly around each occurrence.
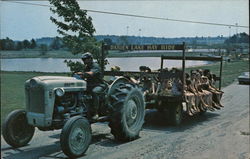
[0,60,249,125]
[186,59,249,88]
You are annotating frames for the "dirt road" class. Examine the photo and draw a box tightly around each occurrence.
[1,82,249,159]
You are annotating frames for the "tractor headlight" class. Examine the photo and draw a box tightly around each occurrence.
[55,88,65,97]
[30,79,37,87]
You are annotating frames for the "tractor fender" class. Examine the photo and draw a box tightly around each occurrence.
[107,77,132,97]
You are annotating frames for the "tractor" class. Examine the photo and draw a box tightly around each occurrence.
[2,75,145,158]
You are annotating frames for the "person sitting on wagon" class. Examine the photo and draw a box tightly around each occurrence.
[138,66,155,95]
[170,68,182,96]
[203,70,224,107]
[190,70,210,112]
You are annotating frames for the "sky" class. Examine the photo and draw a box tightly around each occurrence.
[0,0,249,41]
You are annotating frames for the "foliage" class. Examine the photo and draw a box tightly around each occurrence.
[22,40,30,49]
[50,36,62,50]
[117,36,129,45]
[39,44,48,55]
[30,39,37,49]
[0,37,15,50]
[225,32,249,44]
[0,38,37,50]
[15,42,23,50]
[103,38,114,45]
[49,0,99,54]
[64,60,84,74]
[49,0,106,72]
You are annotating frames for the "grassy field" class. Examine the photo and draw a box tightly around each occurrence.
[186,59,249,88]
[0,60,249,125]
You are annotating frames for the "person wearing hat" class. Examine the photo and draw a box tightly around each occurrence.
[74,52,103,120]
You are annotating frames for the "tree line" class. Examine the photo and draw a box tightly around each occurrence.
[1,32,248,51]
[0,38,36,50]
[0,37,63,51]
[224,32,249,44]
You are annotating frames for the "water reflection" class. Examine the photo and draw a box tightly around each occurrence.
[1,57,209,72]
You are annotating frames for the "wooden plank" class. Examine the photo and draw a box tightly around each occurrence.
[103,71,182,79]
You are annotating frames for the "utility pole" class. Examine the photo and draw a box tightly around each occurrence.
[138,28,141,44]
[126,26,129,36]
[229,26,231,38]
[235,23,238,36]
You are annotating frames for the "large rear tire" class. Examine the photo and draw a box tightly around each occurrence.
[109,83,145,142]
[2,109,35,148]
[60,116,91,158]
[169,103,183,126]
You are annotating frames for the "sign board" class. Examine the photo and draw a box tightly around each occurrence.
[106,44,184,51]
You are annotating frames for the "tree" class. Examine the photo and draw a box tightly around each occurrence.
[50,37,61,50]
[225,32,249,44]
[0,37,15,50]
[30,39,37,49]
[22,40,30,49]
[15,41,23,50]
[49,0,104,72]
[117,36,129,45]
[49,0,98,54]
[39,44,48,55]
[103,38,113,45]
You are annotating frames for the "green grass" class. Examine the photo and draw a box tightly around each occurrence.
[186,59,249,88]
[0,60,249,125]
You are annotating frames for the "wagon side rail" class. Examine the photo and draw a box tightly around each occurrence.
[103,70,182,80]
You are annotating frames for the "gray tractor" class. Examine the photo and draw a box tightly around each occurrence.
[2,76,145,158]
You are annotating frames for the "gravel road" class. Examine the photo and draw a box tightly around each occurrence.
[1,82,249,159]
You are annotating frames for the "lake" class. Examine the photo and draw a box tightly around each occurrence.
[0,57,210,72]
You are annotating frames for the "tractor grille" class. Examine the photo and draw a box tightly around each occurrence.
[27,86,45,114]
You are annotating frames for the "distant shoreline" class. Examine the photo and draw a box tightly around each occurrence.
[0,50,223,59]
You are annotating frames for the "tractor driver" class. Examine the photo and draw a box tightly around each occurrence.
[74,52,103,120]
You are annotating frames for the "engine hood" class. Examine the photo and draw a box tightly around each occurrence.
[36,76,77,81]
[25,76,87,90]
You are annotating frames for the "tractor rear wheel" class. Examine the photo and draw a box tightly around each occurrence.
[109,83,145,142]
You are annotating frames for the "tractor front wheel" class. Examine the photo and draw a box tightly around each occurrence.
[2,109,35,148]
[60,116,91,158]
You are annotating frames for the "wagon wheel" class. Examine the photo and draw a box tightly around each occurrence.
[169,103,183,126]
